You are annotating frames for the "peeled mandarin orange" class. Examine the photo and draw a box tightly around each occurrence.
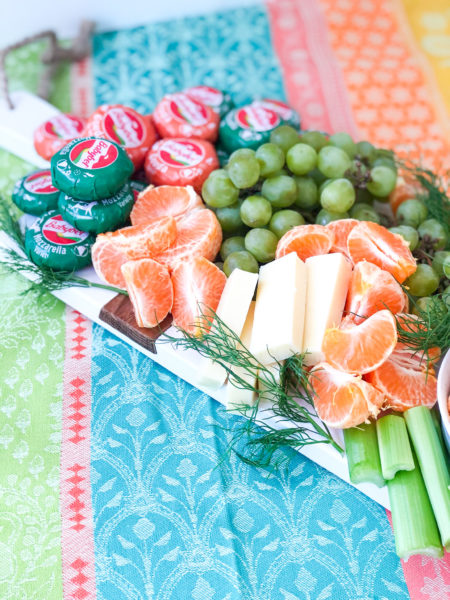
[154,208,222,270]
[323,309,397,374]
[347,221,416,283]
[326,218,359,256]
[389,175,424,215]
[310,362,384,428]
[275,224,334,261]
[92,217,176,288]
[345,260,407,324]
[121,258,173,328]
[171,256,227,335]
[130,184,204,226]
[365,353,437,412]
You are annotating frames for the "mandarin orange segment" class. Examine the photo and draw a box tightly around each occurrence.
[345,260,407,324]
[171,256,227,336]
[365,356,437,412]
[347,221,416,283]
[275,224,334,261]
[92,217,177,288]
[130,184,204,226]
[389,175,424,216]
[310,362,384,428]
[326,218,359,256]
[121,258,173,328]
[394,313,441,365]
[154,208,222,270]
[322,309,397,374]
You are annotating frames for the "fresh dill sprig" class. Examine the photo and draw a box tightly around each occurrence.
[160,310,343,468]
[0,201,127,297]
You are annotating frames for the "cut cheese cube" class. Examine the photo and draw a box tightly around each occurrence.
[303,252,352,366]
[197,268,258,389]
[250,252,306,365]
[226,302,257,411]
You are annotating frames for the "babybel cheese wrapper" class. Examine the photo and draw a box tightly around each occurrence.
[12,170,60,216]
[152,93,220,142]
[251,99,301,129]
[33,114,86,161]
[144,137,219,193]
[25,210,95,271]
[51,137,134,201]
[58,182,135,234]
[219,104,282,153]
[184,85,234,117]
[82,104,157,170]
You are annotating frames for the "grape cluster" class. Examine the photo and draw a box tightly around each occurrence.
[202,125,399,276]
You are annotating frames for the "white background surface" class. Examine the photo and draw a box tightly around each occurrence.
[1,0,260,47]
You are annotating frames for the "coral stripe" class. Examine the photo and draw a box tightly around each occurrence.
[61,308,97,599]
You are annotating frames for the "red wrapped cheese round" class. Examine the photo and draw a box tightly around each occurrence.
[34,114,85,160]
[82,104,157,170]
[144,137,219,192]
[152,93,220,142]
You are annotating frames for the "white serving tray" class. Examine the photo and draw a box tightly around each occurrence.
[0,93,390,509]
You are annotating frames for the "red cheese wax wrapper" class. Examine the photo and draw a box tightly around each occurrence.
[144,137,219,193]
[184,85,234,117]
[34,114,86,161]
[82,104,157,170]
[152,93,220,142]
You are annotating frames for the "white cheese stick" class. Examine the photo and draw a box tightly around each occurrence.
[225,302,257,411]
[303,252,352,366]
[197,268,258,389]
[250,252,307,365]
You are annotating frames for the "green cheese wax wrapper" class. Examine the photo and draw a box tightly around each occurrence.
[12,170,60,216]
[219,105,282,153]
[51,137,134,201]
[25,211,95,271]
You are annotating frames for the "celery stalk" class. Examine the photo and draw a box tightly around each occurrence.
[376,415,414,480]
[405,406,450,550]
[344,422,385,488]
[388,452,443,559]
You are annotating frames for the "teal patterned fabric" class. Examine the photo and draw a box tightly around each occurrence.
[90,325,408,600]
[92,6,287,113]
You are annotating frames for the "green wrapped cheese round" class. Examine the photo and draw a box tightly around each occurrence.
[219,104,282,153]
[25,211,95,271]
[129,179,148,200]
[51,137,134,201]
[58,182,134,234]
[12,169,60,215]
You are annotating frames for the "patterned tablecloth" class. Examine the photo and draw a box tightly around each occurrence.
[0,1,449,599]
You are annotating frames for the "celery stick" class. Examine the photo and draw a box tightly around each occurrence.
[405,406,450,550]
[376,415,414,480]
[388,453,443,559]
[344,422,385,488]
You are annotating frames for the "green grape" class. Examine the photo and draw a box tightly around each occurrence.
[319,179,333,195]
[299,131,329,152]
[308,167,327,186]
[389,225,419,251]
[431,250,450,277]
[320,178,356,212]
[223,250,259,276]
[270,125,300,153]
[255,143,285,177]
[444,254,450,278]
[404,264,440,297]
[366,166,397,197]
[396,198,428,228]
[443,285,450,308]
[202,169,239,207]
[350,202,380,223]
[412,296,447,317]
[228,148,256,162]
[418,219,448,250]
[269,209,304,239]
[356,140,376,162]
[220,236,246,261]
[329,132,356,158]
[261,175,297,208]
[245,228,279,263]
[227,155,260,189]
[372,156,397,172]
[316,208,349,225]
[270,168,289,177]
[286,143,318,175]
[240,195,272,228]
[215,203,244,233]
[355,187,374,204]
[293,176,319,210]
[317,146,352,179]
